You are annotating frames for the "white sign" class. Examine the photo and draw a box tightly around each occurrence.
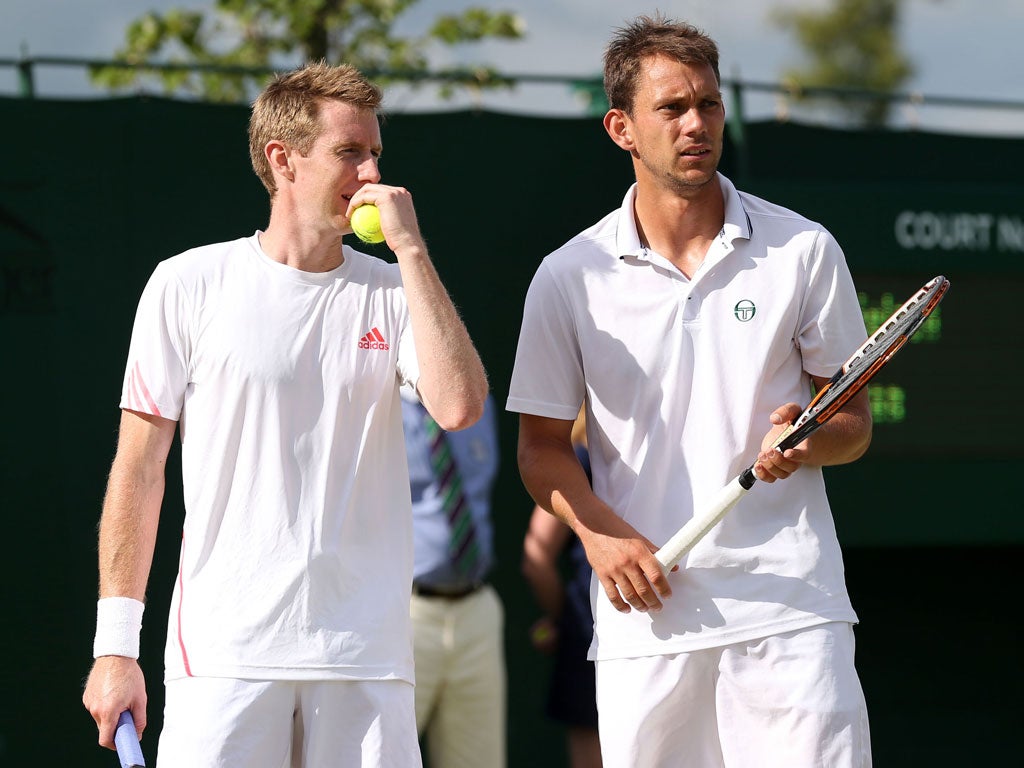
[894,210,1024,252]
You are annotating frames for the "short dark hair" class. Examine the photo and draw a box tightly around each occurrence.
[603,15,721,115]
[249,61,383,197]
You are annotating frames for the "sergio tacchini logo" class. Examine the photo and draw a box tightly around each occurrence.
[733,299,756,322]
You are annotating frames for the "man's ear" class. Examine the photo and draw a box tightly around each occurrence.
[603,109,635,151]
[266,140,295,183]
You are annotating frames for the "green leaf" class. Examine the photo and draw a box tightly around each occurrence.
[774,0,914,126]
[93,0,526,102]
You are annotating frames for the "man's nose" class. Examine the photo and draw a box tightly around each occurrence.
[359,157,381,183]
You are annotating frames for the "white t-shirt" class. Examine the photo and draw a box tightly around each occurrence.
[507,175,866,660]
[121,233,420,682]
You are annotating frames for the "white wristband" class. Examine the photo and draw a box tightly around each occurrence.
[93,597,145,659]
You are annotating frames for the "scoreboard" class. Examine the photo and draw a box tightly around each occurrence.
[853,274,1000,457]
[754,181,1023,461]
[751,181,1023,545]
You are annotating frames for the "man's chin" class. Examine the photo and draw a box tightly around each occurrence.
[668,170,717,195]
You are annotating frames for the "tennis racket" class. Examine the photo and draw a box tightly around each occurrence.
[115,710,145,768]
[655,274,950,572]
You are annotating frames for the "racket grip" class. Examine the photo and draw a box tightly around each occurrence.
[655,470,755,572]
[115,710,146,768]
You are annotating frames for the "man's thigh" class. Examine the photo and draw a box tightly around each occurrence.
[158,677,294,768]
[426,586,506,768]
[410,592,447,731]
[159,677,422,768]
[596,623,871,768]
[717,623,871,768]
[297,679,421,768]
[597,649,725,768]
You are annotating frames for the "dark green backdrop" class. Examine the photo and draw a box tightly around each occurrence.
[1,96,1020,766]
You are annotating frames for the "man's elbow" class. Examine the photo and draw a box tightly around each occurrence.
[434,389,487,432]
[852,427,873,462]
[438,406,482,432]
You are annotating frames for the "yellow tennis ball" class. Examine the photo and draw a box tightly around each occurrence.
[350,204,385,244]
[531,625,552,644]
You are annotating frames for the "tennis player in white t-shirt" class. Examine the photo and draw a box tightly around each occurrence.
[508,16,873,768]
[82,62,488,768]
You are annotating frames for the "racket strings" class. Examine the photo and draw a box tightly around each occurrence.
[844,285,939,373]
[782,276,948,446]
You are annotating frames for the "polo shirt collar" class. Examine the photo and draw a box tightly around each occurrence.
[718,173,752,244]
[615,172,752,262]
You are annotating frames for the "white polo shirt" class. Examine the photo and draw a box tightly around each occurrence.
[121,233,420,682]
[507,175,865,659]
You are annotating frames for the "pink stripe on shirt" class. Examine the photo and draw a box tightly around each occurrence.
[176,532,193,677]
[127,361,163,417]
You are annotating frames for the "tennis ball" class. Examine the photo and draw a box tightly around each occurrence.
[350,204,385,244]
[531,625,553,644]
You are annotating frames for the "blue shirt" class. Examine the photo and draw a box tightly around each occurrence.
[402,392,499,589]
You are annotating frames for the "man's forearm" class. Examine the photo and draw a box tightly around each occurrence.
[398,245,488,431]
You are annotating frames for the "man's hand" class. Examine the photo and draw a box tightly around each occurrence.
[346,183,425,254]
[82,656,147,750]
[579,514,672,614]
[754,381,873,482]
[753,402,805,483]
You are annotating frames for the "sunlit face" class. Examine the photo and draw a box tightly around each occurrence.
[288,100,382,233]
[617,54,725,196]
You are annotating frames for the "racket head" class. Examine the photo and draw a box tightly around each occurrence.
[775,274,950,452]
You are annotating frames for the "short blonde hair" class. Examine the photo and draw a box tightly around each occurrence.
[248,61,383,197]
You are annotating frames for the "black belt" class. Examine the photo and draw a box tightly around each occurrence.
[412,581,484,599]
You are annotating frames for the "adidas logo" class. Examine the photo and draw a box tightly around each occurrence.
[358,327,390,350]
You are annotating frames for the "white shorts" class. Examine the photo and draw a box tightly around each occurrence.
[596,622,871,768]
[157,677,421,768]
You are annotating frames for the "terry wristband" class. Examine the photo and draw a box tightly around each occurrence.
[93,597,145,659]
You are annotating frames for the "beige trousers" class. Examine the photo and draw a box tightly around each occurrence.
[411,584,507,768]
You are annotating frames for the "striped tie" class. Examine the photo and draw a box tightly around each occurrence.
[423,411,480,578]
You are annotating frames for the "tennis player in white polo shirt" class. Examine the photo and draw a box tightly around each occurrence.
[508,16,873,768]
